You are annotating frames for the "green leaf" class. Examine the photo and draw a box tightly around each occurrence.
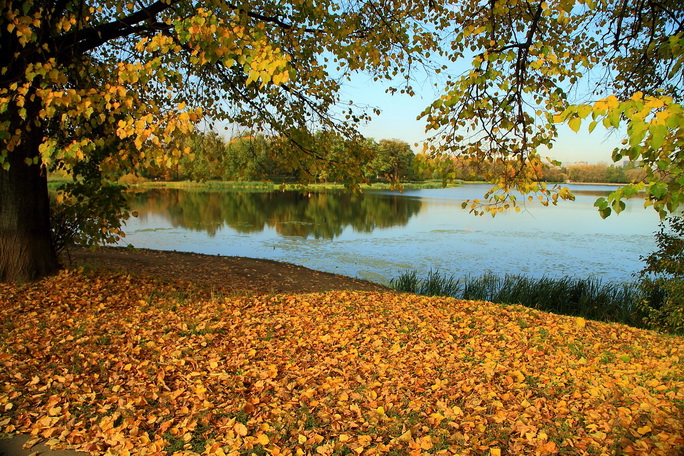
[648,125,668,150]
[612,199,626,214]
[649,182,668,199]
[577,105,592,119]
[594,197,608,210]
[598,207,612,219]
[622,184,642,198]
[608,110,621,128]
[588,120,598,133]
[568,117,581,133]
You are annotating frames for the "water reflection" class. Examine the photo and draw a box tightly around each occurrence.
[129,189,423,239]
[122,184,659,283]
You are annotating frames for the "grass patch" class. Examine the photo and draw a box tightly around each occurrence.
[391,270,644,327]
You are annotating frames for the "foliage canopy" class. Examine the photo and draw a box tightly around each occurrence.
[1,0,432,181]
[420,0,683,215]
[0,0,683,280]
[2,0,682,209]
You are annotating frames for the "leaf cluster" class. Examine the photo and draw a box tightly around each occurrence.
[420,0,683,217]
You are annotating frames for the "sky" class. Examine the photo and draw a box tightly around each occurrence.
[342,73,626,166]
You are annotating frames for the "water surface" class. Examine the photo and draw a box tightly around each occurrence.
[121,184,659,284]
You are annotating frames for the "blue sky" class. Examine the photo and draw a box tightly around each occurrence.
[343,74,625,165]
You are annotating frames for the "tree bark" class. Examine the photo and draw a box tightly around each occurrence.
[0,131,60,282]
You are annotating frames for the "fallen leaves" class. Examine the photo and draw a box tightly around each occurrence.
[0,269,683,455]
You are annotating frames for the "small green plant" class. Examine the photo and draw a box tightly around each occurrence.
[389,270,419,293]
[49,184,131,266]
[390,269,460,296]
[637,215,684,334]
[600,351,617,364]
[49,197,80,262]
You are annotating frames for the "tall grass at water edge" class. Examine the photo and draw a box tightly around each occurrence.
[390,270,643,327]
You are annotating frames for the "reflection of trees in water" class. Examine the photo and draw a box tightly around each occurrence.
[129,189,422,239]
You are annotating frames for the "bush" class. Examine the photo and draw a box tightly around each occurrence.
[50,182,132,262]
[637,216,684,334]
[49,197,80,260]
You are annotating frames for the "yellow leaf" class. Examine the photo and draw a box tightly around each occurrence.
[590,431,607,441]
[568,117,581,133]
[234,422,248,436]
[398,430,412,442]
[637,425,652,435]
[358,435,372,447]
[512,370,525,383]
[418,436,433,450]
[490,449,501,456]
[605,94,620,108]
[258,433,269,445]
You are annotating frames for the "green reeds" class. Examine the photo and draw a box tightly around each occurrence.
[390,270,644,327]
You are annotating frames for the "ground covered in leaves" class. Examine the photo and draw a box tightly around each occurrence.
[1,270,683,456]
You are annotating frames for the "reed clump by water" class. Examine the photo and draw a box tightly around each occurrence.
[390,270,644,327]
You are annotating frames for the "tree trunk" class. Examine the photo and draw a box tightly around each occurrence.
[0,134,60,282]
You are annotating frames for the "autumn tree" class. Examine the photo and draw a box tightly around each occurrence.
[0,0,437,281]
[2,0,682,282]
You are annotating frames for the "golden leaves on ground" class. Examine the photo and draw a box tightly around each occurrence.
[1,270,683,455]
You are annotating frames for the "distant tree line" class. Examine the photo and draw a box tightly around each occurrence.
[542,162,647,184]
[115,130,649,185]
[117,131,419,184]
[414,154,648,185]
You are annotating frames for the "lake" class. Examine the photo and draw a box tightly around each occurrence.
[120,184,660,284]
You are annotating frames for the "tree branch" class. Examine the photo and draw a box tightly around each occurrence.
[224,2,321,34]
[54,0,180,61]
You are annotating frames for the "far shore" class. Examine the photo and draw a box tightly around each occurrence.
[47,176,635,191]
